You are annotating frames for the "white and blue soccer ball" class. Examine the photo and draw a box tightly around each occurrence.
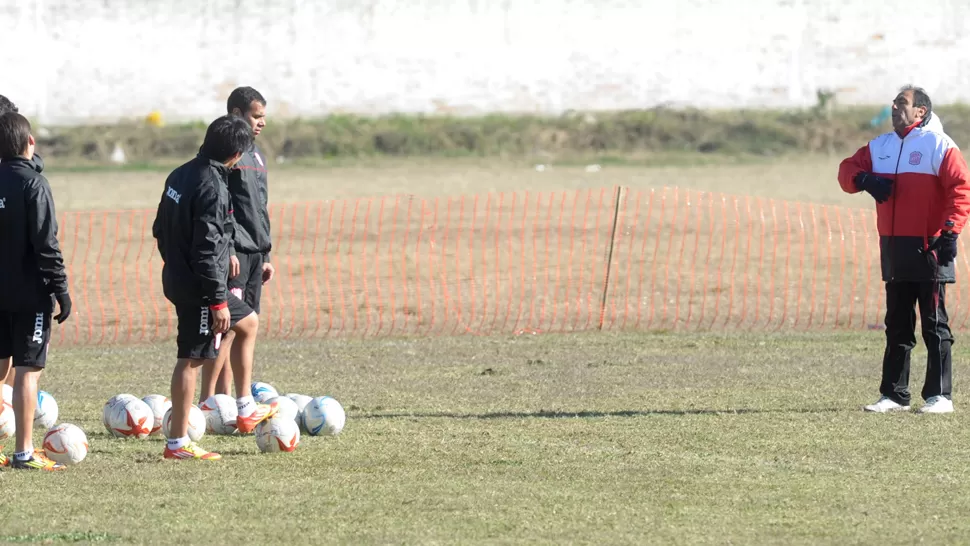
[251,382,278,404]
[301,396,346,437]
[34,390,59,430]
[1,384,11,405]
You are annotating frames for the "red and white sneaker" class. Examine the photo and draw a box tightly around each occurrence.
[234,401,279,434]
[163,442,222,461]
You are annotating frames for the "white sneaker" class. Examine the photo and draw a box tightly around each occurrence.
[864,396,911,413]
[917,396,954,414]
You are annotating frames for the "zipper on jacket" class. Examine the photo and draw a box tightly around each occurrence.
[889,138,905,282]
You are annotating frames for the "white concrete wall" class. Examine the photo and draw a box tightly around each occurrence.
[1,0,969,125]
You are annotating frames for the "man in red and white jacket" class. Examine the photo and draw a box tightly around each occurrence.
[839,85,970,414]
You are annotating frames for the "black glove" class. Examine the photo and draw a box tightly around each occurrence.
[54,292,72,324]
[854,172,894,203]
[935,231,959,266]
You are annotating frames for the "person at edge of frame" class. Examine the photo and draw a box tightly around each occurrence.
[0,110,72,470]
[838,85,970,414]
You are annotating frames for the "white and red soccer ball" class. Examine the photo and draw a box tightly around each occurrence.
[43,423,89,465]
[103,395,153,439]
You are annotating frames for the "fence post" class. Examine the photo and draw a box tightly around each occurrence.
[599,185,624,330]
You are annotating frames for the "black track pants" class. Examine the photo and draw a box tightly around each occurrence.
[880,282,954,405]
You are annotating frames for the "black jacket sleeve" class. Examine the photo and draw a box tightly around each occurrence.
[190,182,228,305]
[151,197,166,262]
[24,175,68,295]
[228,212,237,258]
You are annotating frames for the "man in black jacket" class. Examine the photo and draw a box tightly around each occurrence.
[152,115,278,461]
[200,87,275,404]
[0,94,46,391]
[0,112,71,471]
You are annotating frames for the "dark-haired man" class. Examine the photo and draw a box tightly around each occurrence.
[839,85,970,414]
[152,115,278,461]
[200,86,275,405]
[0,111,71,470]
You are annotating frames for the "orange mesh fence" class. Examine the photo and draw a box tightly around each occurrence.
[51,186,970,346]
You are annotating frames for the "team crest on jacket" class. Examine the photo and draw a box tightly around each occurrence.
[254,151,264,167]
[909,151,922,165]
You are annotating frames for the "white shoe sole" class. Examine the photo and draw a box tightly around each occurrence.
[917,407,954,414]
[863,405,911,413]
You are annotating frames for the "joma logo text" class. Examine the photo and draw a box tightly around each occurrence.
[199,307,210,335]
[31,313,44,344]
[166,186,181,204]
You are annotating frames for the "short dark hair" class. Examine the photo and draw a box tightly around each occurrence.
[0,94,18,115]
[227,86,266,116]
[901,85,933,123]
[0,112,31,160]
[200,115,253,162]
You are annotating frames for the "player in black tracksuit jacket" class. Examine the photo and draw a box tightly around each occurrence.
[0,94,47,392]
[153,153,236,312]
[151,115,279,461]
[227,142,272,311]
[0,111,71,470]
[203,86,275,403]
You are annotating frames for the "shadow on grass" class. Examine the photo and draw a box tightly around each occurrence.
[357,407,846,420]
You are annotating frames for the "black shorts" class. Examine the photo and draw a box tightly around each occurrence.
[175,294,253,360]
[0,310,52,368]
[229,252,265,314]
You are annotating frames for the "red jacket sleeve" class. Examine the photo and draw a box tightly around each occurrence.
[939,147,970,234]
[838,145,871,194]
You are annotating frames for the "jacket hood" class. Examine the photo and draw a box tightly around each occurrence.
[918,112,944,135]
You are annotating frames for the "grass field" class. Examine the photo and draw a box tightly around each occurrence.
[3,156,959,545]
[2,332,969,545]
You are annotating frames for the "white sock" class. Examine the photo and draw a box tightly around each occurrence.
[14,448,34,462]
[237,396,256,418]
[167,436,189,450]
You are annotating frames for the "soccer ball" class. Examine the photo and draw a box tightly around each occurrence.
[285,393,312,430]
[255,416,300,453]
[301,396,346,437]
[251,382,278,404]
[34,390,58,430]
[104,396,154,439]
[1,383,11,405]
[265,396,299,423]
[0,401,14,441]
[102,394,139,432]
[200,394,238,435]
[42,423,88,465]
[162,405,206,442]
[142,394,172,436]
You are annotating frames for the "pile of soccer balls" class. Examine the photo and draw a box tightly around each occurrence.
[0,380,345,467]
[101,382,345,454]
[0,383,90,466]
